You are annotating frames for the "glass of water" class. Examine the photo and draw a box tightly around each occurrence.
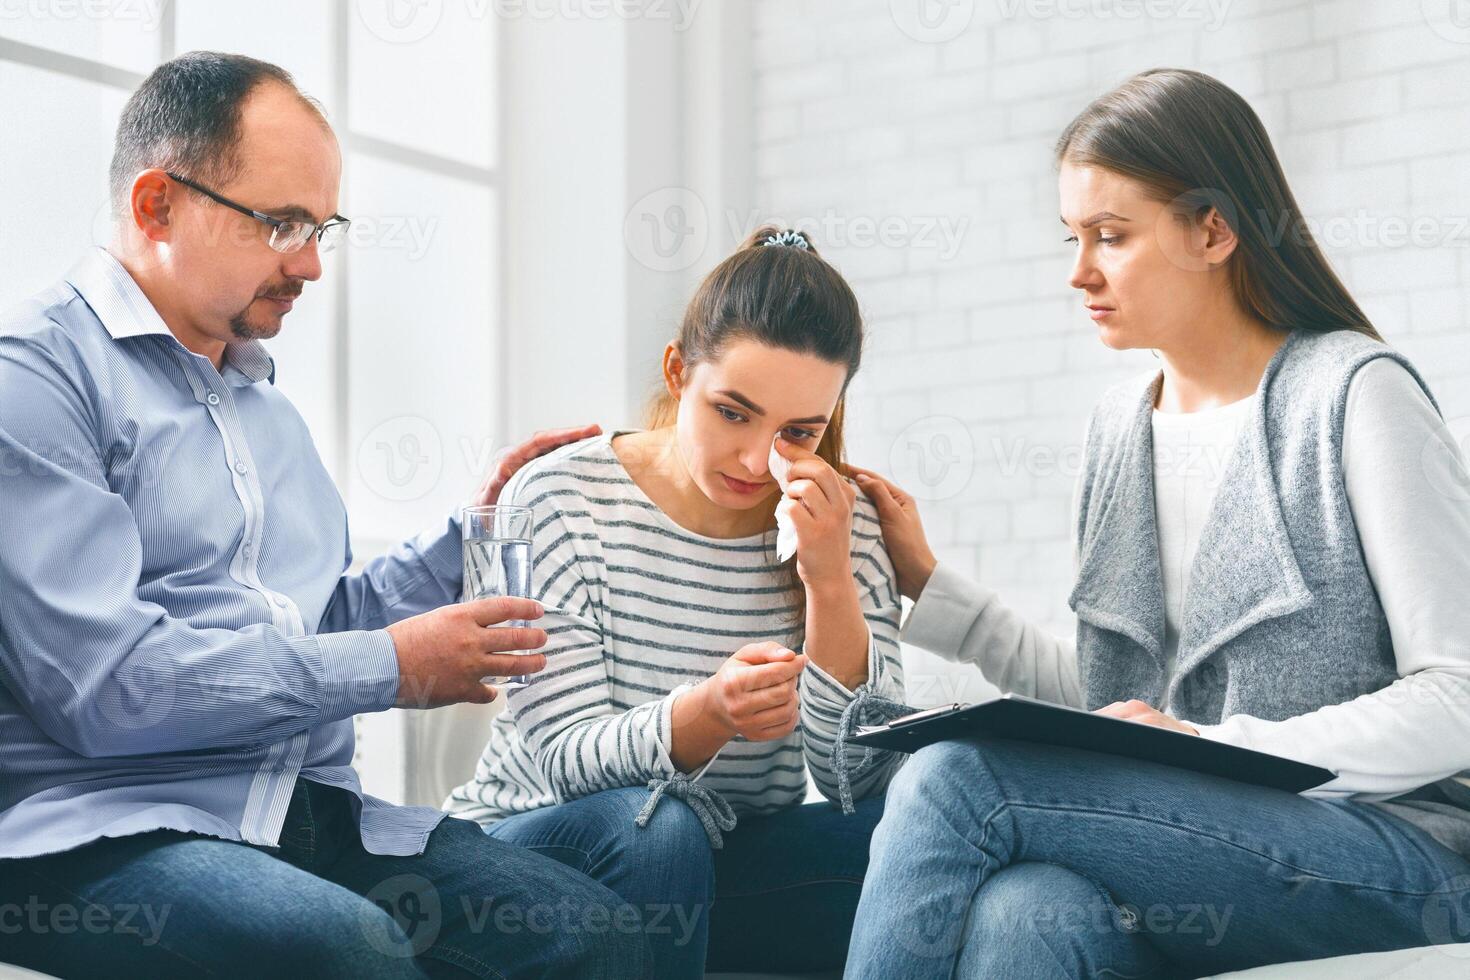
[461,504,535,690]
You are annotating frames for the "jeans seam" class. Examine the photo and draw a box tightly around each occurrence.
[421,942,509,980]
[521,842,593,873]
[1008,800,1469,898]
[14,863,214,977]
[297,781,317,866]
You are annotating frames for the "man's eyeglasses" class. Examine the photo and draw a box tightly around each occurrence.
[166,171,351,254]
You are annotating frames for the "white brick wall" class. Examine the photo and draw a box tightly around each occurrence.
[750,0,1470,706]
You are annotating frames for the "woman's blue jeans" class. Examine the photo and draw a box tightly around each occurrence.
[485,786,886,978]
[845,737,1470,979]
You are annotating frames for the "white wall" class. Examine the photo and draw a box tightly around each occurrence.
[746,0,1470,706]
[500,0,754,439]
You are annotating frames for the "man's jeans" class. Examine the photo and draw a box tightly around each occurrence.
[845,737,1470,979]
[487,786,887,979]
[0,778,649,979]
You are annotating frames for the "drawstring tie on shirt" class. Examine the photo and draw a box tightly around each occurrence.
[832,686,917,815]
[635,772,738,849]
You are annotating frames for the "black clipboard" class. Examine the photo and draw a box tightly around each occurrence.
[851,693,1336,794]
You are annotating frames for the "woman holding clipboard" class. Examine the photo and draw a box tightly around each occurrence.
[842,68,1470,979]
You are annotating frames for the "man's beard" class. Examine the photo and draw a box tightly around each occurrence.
[229,284,303,340]
[229,308,279,341]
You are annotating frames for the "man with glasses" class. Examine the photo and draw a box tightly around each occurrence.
[0,52,646,978]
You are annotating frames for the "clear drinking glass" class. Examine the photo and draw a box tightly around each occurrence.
[461,504,535,689]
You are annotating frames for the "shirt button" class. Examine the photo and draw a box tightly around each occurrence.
[234,461,248,475]
[206,392,221,406]
[242,543,253,559]
[273,595,289,607]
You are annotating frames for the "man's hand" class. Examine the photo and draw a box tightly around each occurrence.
[843,464,937,602]
[1093,699,1200,735]
[471,425,602,507]
[386,596,549,708]
[699,641,808,742]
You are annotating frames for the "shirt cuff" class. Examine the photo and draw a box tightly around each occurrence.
[900,561,989,656]
[801,628,891,703]
[417,511,464,597]
[315,629,401,721]
[1190,715,1254,750]
[647,684,692,778]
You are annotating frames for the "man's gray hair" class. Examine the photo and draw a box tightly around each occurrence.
[109,50,327,214]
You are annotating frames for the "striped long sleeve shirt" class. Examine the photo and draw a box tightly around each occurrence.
[444,432,906,839]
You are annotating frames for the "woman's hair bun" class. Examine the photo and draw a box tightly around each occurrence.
[739,224,820,255]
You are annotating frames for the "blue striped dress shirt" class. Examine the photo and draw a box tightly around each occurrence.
[0,248,457,859]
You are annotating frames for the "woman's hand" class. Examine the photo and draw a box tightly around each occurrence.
[670,642,807,772]
[702,642,808,742]
[774,438,856,590]
[1093,699,1199,736]
[843,465,937,601]
[471,424,603,507]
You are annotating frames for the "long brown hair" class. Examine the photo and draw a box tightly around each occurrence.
[645,225,865,623]
[1055,68,1380,340]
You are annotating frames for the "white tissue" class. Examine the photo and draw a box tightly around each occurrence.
[769,438,799,563]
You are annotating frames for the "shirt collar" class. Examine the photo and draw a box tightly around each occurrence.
[65,247,277,386]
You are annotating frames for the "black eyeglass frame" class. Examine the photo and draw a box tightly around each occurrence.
[165,171,351,253]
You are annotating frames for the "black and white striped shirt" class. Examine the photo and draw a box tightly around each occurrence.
[445,432,905,827]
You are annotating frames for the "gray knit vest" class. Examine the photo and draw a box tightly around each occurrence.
[1067,327,1470,856]
[1070,327,1427,720]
